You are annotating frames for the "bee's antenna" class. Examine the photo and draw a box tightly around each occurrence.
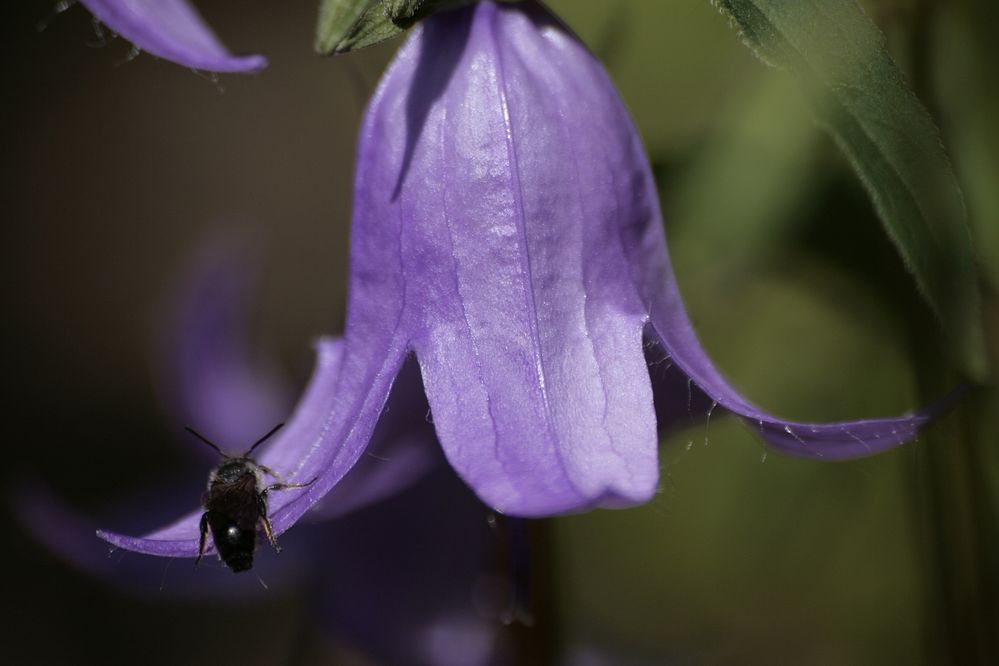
[245,423,284,457]
[184,427,228,458]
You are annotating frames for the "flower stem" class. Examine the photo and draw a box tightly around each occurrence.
[908,2,999,662]
[495,516,560,663]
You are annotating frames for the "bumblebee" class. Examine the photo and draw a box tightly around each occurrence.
[187,424,314,573]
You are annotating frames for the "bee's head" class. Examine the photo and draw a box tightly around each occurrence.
[213,459,254,484]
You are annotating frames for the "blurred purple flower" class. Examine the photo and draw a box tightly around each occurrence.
[16,234,509,664]
[99,1,938,557]
[78,0,266,72]
[155,234,292,452]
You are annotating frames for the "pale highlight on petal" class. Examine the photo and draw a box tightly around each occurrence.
[80,0,266,72]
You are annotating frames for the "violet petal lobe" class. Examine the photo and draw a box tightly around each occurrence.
[17,480,307,596]
[617,129,933,456]
[374,4,659,515]
[97,336,364,555]
[98,331,415,555]
[79,0,266,72]
[160,233,434,515]
[305,356,440,522]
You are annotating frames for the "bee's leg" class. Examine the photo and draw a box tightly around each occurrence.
[196,511,209,567]
[262,477,318,493]
[256,464,319,488]
[257,493,281,553]
[255,463,288,484]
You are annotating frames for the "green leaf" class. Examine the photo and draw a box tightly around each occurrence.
[316,0,475,54]
[668,73,819,275]
[712,0,987,379]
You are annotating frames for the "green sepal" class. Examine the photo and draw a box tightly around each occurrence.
[316,0,476,55]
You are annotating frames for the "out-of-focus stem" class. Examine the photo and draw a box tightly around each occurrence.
[908,1,999,663]
[912,364,998,664]
[497,517,560,665]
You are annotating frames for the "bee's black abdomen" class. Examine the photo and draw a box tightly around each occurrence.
[209,518,258,574]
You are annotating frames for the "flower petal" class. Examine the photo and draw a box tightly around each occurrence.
[642,259,933,459]
[79,0,266,72]
[98,332,409,555]
[635,183,933,457]
[358,3,659,515]
[305,356,440,521]
[96,506,204,557]
[17,480,307,595]
[646,339,717,436]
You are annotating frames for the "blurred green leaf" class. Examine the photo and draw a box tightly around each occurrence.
[316,0,475,54]
[712,0,986,379]
[667,73,818,278]
[940,3,999,294]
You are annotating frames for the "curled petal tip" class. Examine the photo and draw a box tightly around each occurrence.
[16,481,298,596]
[644,317,946,460]
[79,0,267,73]
[96,514,203,558]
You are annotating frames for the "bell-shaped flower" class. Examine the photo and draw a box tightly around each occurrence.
[99,1,942,558]
[78,0,266,72]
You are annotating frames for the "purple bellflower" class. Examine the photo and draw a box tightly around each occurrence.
[98,1,936,558]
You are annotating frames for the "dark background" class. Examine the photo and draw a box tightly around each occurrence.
[2,1,996,664]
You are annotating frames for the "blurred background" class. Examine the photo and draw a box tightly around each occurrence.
[2,0,996,664]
